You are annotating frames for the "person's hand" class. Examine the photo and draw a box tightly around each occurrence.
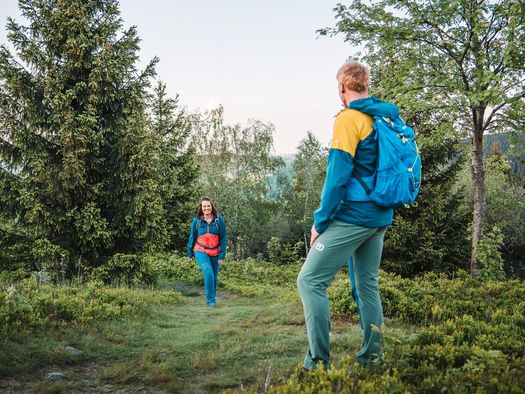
[310,224,320,247]
[218,259,223,265]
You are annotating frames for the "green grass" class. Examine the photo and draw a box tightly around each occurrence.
[0,283,370,393]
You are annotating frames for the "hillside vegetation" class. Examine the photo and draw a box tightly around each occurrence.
[1,256,524,393]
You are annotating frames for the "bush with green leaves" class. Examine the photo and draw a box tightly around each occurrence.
[267,237,304,265]
[219,259,301,298]
[329,270,525,327]
[272,313,525,393]
[167,256,302,299]
[0,279,183,335]
[270,268,525,393]
[87,253,198,285]
[477,226,506,281]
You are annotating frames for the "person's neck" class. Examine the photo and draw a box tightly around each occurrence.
[343,91,368,107]
[203,213,213,220]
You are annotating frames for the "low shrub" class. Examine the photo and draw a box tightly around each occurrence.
[272,313,525,393]
[167,256,203,285]
[167,256,302,298]
[0,279,183,334]
[268,266,525,393]
[330,270,525,326]
[219,258,301,297]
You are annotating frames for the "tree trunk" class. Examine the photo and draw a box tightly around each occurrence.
[470,127,486,277]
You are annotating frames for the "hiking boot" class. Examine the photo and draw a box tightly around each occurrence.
[297,367,309,382]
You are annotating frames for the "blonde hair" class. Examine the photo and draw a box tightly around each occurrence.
[336,61,370,93]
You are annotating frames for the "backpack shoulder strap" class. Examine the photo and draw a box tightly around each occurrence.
[353,173,372,195]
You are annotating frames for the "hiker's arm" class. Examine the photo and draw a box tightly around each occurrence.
[187,218,197,258]
[313,149,355,233]
[218,216,227,260]
[313,111,358,234]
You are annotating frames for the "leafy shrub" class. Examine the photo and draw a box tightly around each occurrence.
[329,270,525,327]
[0,267,31,283]
[477,226,506,281]
[267,237,304,265]
[219,258,301,298]
[272,320,525,394]
[91,254,148,285]
[90,253,201,286]
[272,296,525,393]
[0,279,183,335]
[167,256,203,285]
[165,255,302,297]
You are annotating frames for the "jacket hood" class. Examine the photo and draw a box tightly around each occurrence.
[348,97,399,120]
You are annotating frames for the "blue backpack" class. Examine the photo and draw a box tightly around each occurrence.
[346,101,422,208]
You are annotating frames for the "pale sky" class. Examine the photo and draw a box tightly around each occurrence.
[0,1,357,154]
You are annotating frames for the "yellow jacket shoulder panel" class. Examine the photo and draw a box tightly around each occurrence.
[330,109,374,156]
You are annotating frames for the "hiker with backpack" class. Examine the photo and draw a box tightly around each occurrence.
[187,197,227,308]
[297,61,420,371]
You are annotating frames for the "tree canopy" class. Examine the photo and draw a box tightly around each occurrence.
[320,0,525,276]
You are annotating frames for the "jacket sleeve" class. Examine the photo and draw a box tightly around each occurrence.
[313,110,359,233]
[218,216,227,260]
[313,149,355,233]
[187,218,197,258]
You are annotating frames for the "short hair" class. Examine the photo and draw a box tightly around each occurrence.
[336,61,370,93]
[195,196,218,217]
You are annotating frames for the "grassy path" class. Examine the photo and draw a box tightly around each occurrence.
[0,285,362,393]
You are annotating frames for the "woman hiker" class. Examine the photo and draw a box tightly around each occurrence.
[187,197,227,308]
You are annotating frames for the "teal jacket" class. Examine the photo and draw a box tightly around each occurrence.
[313,98,395,233]
[187,215,227,259]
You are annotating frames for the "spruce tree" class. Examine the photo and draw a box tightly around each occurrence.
[382,109,471,276]
[363,50,471,276]
[149,81,199,252]
[0,0,165,274]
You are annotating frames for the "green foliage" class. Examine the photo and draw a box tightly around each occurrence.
[271,267,525,393]
[219,259,301,299]
[0,267,31,283]
[267,237,304,265]
[166,255,203,285]
[382,108,471,276]
[0,279,182,335]
[273,313,525,393]
[191,106,282,258]
[459,150,525,277]
[149,81,199,252]
[31,238,69,282]
[477,226,506,281]
[0,226,34,273]
[321,0,525,276]
[0,0,190,276]
[329,271,525,327]
[88,253,203,286]
[1,259,524,393]
[168,256,301,299]
[320,0,525,132]
[484,152,525,276]
[273,132,327,250]
[91,254,153,285]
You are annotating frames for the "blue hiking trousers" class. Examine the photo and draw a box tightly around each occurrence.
[194,252,220,306]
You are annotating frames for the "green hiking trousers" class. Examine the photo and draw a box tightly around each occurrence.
[297,220,387,370]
